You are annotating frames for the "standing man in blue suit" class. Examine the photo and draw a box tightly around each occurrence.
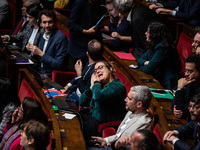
[149,0,200,28]
[163,93,200,150]
[67,0,106,71]
[26,9,68,77]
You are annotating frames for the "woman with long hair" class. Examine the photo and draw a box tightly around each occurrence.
[137,22,180,89]
[0,97,48,150]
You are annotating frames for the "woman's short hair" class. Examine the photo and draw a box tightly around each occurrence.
[113,0,134,13]
[23,120,50,150]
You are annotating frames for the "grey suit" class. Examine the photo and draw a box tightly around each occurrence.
[9,23,44,51]
[106,111,152,147]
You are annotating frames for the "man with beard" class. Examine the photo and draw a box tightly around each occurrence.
[172,55,200,121]
[164,93,200,150]
[87,85,152,150]
[192,31,200,55]
[26,9,68,77]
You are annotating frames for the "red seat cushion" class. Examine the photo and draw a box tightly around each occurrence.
[18,80,37,102]
[153,124,164,144]
[52,70,76,87]
[102,127,116,138]
[177,33,193,76]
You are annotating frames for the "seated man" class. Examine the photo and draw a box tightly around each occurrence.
[26,9,68,77]
[60,39,103,102]
[20,120,50,150]
[114,129,166,150]
[88,85,152,149]
[164,93,200,150]
[172,55,200,121]
[149,0,200,27]
[192,31,200,55]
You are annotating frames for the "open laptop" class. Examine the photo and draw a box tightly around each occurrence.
[0,36,30,60]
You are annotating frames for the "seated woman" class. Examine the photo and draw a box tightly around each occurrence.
[79,60,127,124]
[0,97,48,150]
[137,22,179,89]
[101,0,132,53]
[1,3,43,52]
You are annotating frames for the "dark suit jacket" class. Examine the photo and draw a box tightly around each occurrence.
[34,28,68,76]
[68,62,95,94]
[131,5,160,60]
[172,82,200,121]
[162,0,200,27]
[175,121,200,150]
[67,0,104,60]
[10,23,43,51]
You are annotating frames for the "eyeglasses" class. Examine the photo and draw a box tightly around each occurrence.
[192,40,200,45]
[184,69,194,74]
[18,106,24,112]
[188,105,200,111]
[94,65,106,73]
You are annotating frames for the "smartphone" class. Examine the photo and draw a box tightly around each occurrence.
[141,79,153,83]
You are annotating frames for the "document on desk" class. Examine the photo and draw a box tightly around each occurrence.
[102,33,114,40]
[113,52,136,60]
[63,113,76,119]
[15,59,34,64]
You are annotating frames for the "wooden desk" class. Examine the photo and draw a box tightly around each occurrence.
[103,46,189,149]
[18,69,86,150]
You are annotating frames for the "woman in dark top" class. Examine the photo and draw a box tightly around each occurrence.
[137,22,180,89]
[101,0,132,52]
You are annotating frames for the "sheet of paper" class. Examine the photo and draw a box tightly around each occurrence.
[62,113,76,119]
[113,52,136,60]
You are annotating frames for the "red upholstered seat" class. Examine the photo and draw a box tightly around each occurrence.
[18,80,37,102]
[115,69,132,94]
[52,70,76,87]
[98,121,122,138]
[153,124,164,144]
[177,33,193,76]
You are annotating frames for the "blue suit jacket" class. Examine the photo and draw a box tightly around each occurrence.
[35,28,68,76]
[68,62,95,94]
[162,0,200,27]
[67,0,105,60]
[175,121,200,150]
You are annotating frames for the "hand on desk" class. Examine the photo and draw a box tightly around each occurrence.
[149,4,162,10]
[156,8,173,15]
[173,105,183,118]
[163,130,179,146]
[26,43,44,57]
[60,85,69,93]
